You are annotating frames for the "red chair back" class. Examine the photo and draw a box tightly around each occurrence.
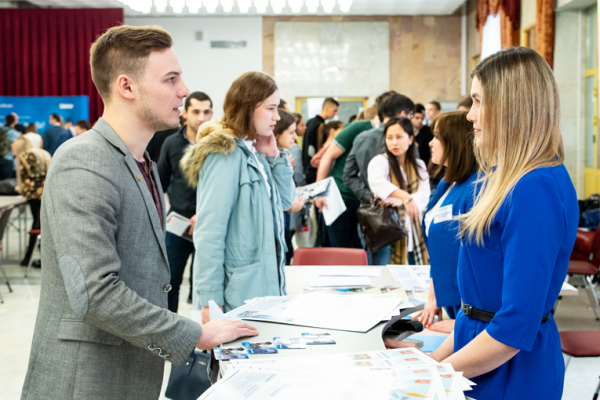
[292,248,368,266]
[591,225,600,267]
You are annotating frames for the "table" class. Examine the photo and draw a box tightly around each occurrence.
[0,196,27,261]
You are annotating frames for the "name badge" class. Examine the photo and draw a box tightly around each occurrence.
[434,204,453,223]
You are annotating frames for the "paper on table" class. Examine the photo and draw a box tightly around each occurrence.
[165,212,193,242]
[318,267,382,277]
[295,177,346,226]
[388,264,430,292]
[209,300,225,320]
[308,276,372,287]
[561,281,578,292]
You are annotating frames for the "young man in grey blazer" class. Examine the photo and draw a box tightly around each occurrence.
[20,25,258,400]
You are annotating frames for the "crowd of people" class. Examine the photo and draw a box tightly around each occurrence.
[19,24,578,400]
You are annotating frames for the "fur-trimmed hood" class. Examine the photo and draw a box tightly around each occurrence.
[180,121,237,187]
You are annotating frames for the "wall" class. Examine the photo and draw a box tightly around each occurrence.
[520,0,537,33]
[554,11,585,196]
[264,15,462,106]
[124,16,263,119]
[466,0,479,80]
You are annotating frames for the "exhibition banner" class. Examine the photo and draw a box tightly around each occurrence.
[0,96,89,133]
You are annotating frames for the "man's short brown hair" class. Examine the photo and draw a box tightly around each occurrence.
[90,25,173,101]
[322,97,339,108]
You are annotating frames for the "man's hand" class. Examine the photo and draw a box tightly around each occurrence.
[188,215,197,236]
[313,197,328,212]
[195,319,259,350]
[201,305,223,324]
[253,134,279,158]
[286,197,306,213]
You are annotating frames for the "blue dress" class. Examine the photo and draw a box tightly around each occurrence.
[455,165,578,399]
[422,171,478,318]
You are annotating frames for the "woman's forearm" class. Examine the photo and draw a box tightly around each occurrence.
[430,331,454,362]
[390,189,411,202]
[442,330,519,379]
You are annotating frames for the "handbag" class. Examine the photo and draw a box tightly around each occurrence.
[165,349,212,400]
[357,200,407,253]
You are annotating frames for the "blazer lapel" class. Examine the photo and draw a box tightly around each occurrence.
[93,118,169,268]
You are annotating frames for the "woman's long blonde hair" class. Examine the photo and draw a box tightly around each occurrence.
[461,47,564,245]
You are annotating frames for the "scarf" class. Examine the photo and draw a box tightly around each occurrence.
[389,159,429,265]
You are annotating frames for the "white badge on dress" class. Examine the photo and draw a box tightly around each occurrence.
[434,204,453,223]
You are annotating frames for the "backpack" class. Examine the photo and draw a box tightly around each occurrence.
[0,127,9,157]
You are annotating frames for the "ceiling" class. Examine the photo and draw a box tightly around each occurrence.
[23,0,467,16]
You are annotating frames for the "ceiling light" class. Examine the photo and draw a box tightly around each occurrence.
[255,0,268,12]
[288,0,302,13]
[221,0,234,12]
[321,0,334,13]
[271,0,284,13]
[170,0,185,12]
[305,0,318,13]
[205,0,218,12]
[154,0,167,12]
[338,0,351,12]
[238,0,251,12]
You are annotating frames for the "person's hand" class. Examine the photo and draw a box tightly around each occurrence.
[253,134,279,158]
[313,197,328,212]
[195,319,259,350]
[287,197,306,213]
[188,215,197,236]
[383,338,418,349]
[428,319,455,334]
[288,153,296,168]
[412,301,443,329]
[201,305,223,324]
[404,199,420,219]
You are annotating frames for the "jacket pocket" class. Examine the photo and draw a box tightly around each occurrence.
[224,262,265,310]
[57,319,124,346]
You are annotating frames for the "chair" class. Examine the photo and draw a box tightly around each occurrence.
[292,248,368,266]
[24,229,41,279]
[560,330,600,399]
[0,207,15,303]
[561,224,600,320]
[571,225,600,262]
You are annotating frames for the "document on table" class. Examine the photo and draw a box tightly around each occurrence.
[202,349,475,400]
[318,266,382,277]
[165,212,193,242]
[388,264,431,292]
[224,291,405,332]
[307,277,372,287]
[295,177,346,226]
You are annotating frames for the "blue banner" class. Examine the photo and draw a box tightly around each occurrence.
[0,96,89,133]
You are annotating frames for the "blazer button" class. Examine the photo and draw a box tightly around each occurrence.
[164,284,172,293]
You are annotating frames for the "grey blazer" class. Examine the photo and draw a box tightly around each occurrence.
[21,119,202,400]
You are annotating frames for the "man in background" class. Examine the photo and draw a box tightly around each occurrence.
[412,104,433,166]
[302,97,339,184]
[425,101,441,125]
[53,120,92,151]
[1,114,19,178]
[159,91,213,312]
[43,113,68,156]
[11,112,25,133]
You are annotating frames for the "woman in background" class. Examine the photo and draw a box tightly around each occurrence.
[23,124,43,149]
[368,117,430,265]
[310,121,344,169]
[12,136,51,267]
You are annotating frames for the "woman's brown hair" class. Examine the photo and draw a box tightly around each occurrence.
[25,124,37,134]
[222,71,278,140]
[317,121,344,150]
[431,111,478,183]
[274,109,296,137]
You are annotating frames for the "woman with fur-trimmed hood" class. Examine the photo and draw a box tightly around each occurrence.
[181,72,295,324]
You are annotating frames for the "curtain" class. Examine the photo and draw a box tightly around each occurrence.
[476,0,520,50]
[536,0,555,68]
[0,9,124,123]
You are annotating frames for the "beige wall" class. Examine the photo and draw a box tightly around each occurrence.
[466,0,479,84]
[263,15,462,105]
[521,0,537,34]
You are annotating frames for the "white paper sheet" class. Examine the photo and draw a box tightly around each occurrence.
[318,267,382,277]
[307,277,372,287]
[224,291,404,332]
[296,177,346,226]
[165,212,193,242]
[561,281,577,292]
[388,264,431,292]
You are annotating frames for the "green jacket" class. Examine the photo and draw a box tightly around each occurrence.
[181,122,295,311]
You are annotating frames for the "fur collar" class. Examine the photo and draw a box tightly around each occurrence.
[180,121,237,188]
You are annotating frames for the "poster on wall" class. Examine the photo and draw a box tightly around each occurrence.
[0,96,89,133]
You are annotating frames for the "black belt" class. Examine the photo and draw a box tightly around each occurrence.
[462,302,549,324]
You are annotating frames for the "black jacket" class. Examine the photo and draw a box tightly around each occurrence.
[158,126,197,218]
[415,125,433,166]
[301,115,325,184]
[147,126,179,163]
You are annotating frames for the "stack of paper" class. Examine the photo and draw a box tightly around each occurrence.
[224,291,411,332]
[200,348,475,400]
[388,264,431,292]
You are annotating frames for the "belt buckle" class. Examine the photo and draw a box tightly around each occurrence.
[463,304,473,317]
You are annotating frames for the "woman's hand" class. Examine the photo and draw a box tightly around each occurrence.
[412,302,443,329]
[383,338,418,349]
[286,197,306,212]
[288,153,296,168]
[428,319,456,334]
[253,134,279,158]
[404,199,420,219]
